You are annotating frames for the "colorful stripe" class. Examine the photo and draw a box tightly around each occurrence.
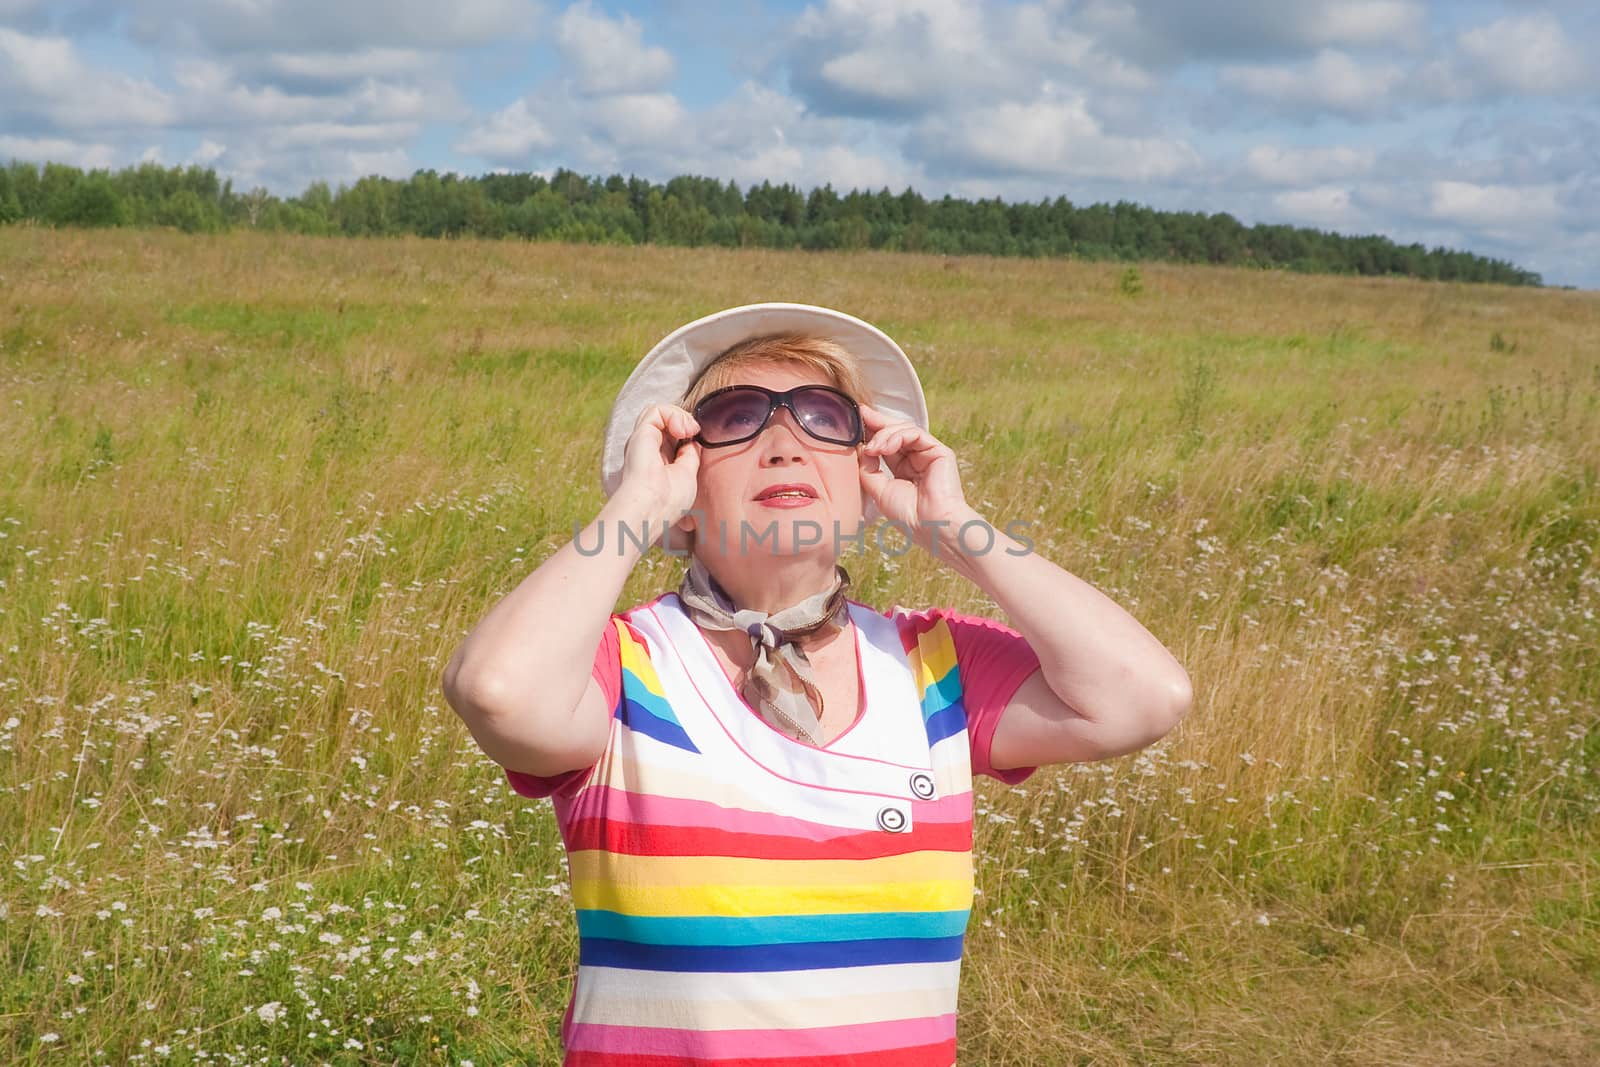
[566,984,954,1031]
[563,808,972,860]
[569,785,973,839]
[615,623,700,753]
[905,618,967,747]
[578,935,965,972]
[569,849,970,889]
[566,1016,957,1057]
[564,1041,956,1067]
[570,875,971,918]
[548,605,972,1066]
[575,909,971,946]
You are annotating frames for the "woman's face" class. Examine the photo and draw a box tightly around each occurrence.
[682,361,863,561]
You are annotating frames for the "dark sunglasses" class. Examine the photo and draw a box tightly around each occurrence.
[691,384,864,448]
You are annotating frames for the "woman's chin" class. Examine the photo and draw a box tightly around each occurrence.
[690,513,862,561]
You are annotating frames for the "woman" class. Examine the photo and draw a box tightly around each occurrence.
[442,302,1192,1066]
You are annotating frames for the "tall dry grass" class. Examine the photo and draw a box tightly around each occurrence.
[2,227,1597,1065]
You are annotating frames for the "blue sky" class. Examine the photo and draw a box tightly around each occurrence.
[3,0,1597,286]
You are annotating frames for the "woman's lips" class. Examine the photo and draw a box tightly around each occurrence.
[754,484,818,508]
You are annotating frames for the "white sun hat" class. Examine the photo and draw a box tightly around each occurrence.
[600,302,928,520]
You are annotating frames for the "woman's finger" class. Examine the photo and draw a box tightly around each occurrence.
[668,407,700,442]
[871,428,918,457]
[871,425,944,459]
[858,403,892,432]
[668,437,701,472]
[863,422,917,454]
[635,402,694,434]
[633,402,666,431]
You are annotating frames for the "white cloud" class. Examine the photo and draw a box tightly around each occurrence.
[787,0,1154,119]
[458,84,692,173]
[556,1,674,96]
[815,50,937,109]
[1414,13,1591,104]
[455,98,554,162]
[269,122,420,148]
[125,0,539,53]
[790,0,1001,116]
[584,92,689,149]
[1309,1,1424,49]
[0,41,449,190]
[912,93,1199,181]
[0,28,176,128]
[0,133,118,169]
[1271,184,1360,230]
[683,81,916,191]
[456,76,917,196]
[257,48,433,83]
[697,82,813,154]
[347,79,438,123]
[1004,5,1154,93]
[1220,49,1405,119]
[802,145,914,192]
[1455,13,1589,96]
[1246,145,1375,186]
[1427,180,1563,232]
[206,140,415,195]
[712,140,917,193]
[1101,0,1426,66]
[166,57,449,134]
[4,0,1597,288]
[343,148,413,179]
[193,140,226,165]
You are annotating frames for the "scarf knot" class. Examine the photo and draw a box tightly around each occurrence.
[748,621,783,647]
[677,557,851,746]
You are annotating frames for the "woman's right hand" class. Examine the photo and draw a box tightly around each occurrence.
[616,403,701,521]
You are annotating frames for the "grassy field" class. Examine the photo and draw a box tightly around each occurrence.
[2,226,1597,1065]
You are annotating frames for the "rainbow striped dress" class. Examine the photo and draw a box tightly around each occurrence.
[542,593,984,1066]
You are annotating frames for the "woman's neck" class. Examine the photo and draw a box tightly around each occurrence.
[697,554,841,615]
[701,611,853,670]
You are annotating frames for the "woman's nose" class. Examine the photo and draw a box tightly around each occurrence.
[758,408,808,464]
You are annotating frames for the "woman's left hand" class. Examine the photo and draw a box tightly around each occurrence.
[857,404,974,544]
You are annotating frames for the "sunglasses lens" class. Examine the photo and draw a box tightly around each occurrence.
[696,388,772,444]
[794,389,861,444]
[694,386,862,447]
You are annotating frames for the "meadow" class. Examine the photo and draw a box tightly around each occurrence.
[1,226,1596,1065]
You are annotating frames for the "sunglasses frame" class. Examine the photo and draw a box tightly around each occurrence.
[690,384,864,449]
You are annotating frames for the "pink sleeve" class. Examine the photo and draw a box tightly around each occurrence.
[939,609,1041,785]
[504,619,621,800]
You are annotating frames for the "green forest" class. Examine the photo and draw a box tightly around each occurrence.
[0,159,1542,286]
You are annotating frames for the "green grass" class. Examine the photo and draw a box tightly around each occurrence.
[1,228,1598,1064]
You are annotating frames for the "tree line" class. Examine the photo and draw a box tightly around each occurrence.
[0,159,1542,286]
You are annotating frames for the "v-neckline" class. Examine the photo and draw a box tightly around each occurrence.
[686,602,869,751]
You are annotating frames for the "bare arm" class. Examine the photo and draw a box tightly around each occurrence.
[857,403,1191,769]
[441,405,700,777]
[936,514,1192,767]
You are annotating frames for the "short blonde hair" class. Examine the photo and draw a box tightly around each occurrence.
[679,332,872,411]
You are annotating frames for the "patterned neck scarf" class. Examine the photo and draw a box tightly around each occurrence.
[676,556,852,745]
